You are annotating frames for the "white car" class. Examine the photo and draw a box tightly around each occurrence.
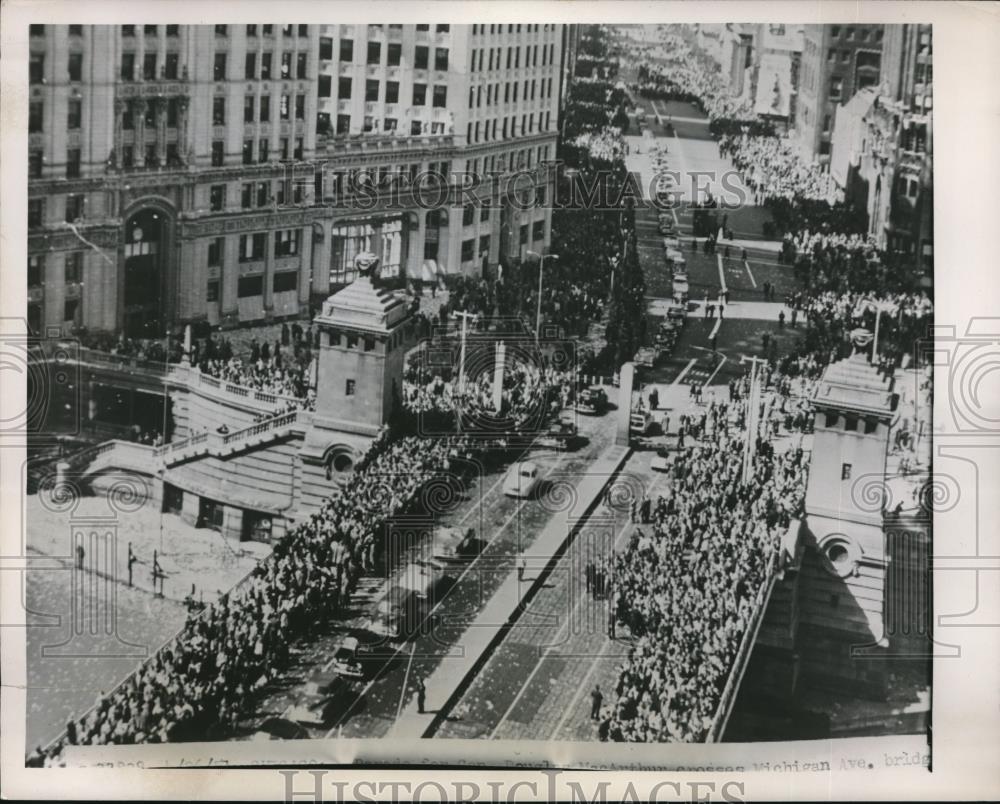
[503,461,541,498]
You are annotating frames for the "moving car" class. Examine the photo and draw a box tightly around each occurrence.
[633,346,658,368]
[538,415,579,450]
[431,526,476,561]
[252,717,311,741]
[672,272,690,304]
[666,304,687,322]
[651,447,672,473]
[576,387,608,415]
[658,217,677,236]
[630,409,656,436]
[503,461,541,498]
[285,671,353,727]
[662,236,681,251]
[331,636,365,679]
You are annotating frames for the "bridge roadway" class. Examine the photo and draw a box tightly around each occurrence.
[234,390,630,741]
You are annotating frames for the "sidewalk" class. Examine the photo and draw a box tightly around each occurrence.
[387,443,632,738]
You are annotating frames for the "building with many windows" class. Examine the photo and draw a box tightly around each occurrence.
[793,23,884,165]
[26,23,563,338]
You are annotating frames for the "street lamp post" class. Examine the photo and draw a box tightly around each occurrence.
[526,250,559,345]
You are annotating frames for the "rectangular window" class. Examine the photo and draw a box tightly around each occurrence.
[432,85,447,107]
[239,232,267,262]
[165,52,179,79]
[532,219,545,241]
[215,24,228,37]
[829,77,843,100]
[296,52,308,79]
[413,83,427,105]
[435,47,449,71]
[29,101,43,133]
[281,51,292,78]
[337,114,351,134]
[207,237,223,266]
[237,275,264,297]
[298,24,308,37]
[211,184,226,211]
[243,139,253,165]
[273,271,298,292]
[28,199,44,227]
[143,52,157,80]
[121,25,135,37]
[244,95,255,123]
[295,94,305,120]
[320,37,333,60]
[340,38,353,61]
[69,25,83,36]
[246,24,257,37]
[345,379,356,396]
[64,299,79,324]
[479,234,490,255]
[318,75,332,99]
[461,238,475,262]
[436,24,449,33]
[212,97,226,126]
[28,255,43,286]
[66,149,81,178]
[259,94,270,122]
[206,279,220,303]
[212,141,224,166]
[415,45,429,70]
[68,53,83,82]
[120,53,133,81]
[241,182,253,209]
[387,42,402,66]
[214,52,227,81]
[257,181,269,206]
[841,463,852,480]
[338,76,352,98]
[65,194,83,222]
[166,24,179,37]
[258,138,269,163]
[367,41,381,64]
[280,94,290,119]
[294,137,303,160]
[65,252,83,284]
[365,79,380,102]
[274,228,300,256]
[245,52,257,79]
[261,52,272,79]
[385,80,399,104]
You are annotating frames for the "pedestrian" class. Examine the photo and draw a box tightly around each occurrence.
[703,296,711,318]
[710,333,718,353]
[649,387,659,410]
[127,543,137,587]
[790,308,798,328]
[742,248,748,262]
[661,412,670,434]
[718,301,724,320]
[724,245,731,260]
[518,556,526,582]
[590,685,603,719]
[762,332,771,351]
[417,679,426,714]
[707,303,715,319]
[75,543,85,570]
[778,310,786,329]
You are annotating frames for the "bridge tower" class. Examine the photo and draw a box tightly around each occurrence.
[299,253,414,510]
[798,330,899,695]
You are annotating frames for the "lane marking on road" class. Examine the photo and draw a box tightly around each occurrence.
[709,317,723,340]
[704,353,729,387]
[673,358,697,387]
[742,259,758,289]
[716,253,728,295]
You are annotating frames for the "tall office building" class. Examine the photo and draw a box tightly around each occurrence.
[793,23,884,165]
[27,23,562,338]
[859,24,933,270]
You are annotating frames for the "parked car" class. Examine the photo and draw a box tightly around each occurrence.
[672,273,690,304]
[503,461,541,498]
[633,346,658,368]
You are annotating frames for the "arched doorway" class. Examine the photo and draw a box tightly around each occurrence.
[122,207,171,338]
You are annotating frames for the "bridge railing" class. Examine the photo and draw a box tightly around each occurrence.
[706,550,780,743]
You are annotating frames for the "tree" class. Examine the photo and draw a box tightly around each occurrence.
[605,223,647,366]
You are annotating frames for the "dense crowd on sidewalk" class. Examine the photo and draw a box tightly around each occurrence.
[600,393,808,742]
[720,134,838,203]
[29,428,486,764]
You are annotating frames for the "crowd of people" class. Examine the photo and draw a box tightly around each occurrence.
[600,393,808,742]
[30,427,485,764]
[720,133,838,204]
